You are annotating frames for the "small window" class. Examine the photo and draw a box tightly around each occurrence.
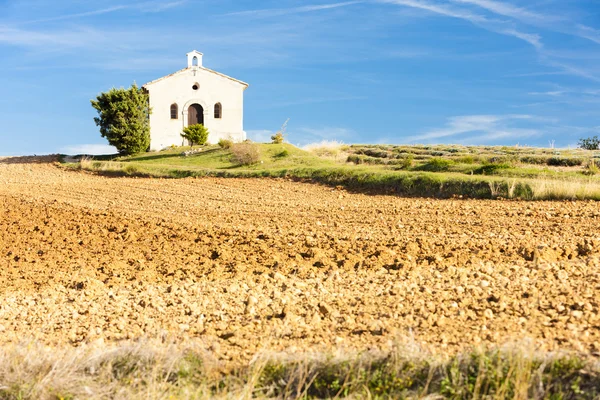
[170,103,178,119]
[192,83,199,90]
[192,56,198,66]
[214,103,222,119]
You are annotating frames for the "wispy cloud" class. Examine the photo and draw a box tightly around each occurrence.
[296,127,355,140]
[377,0,544,49]
[13,1,187,25]
[449,0,600,47]
[404,114,542,143]
[576,24,600,45]
[266,95,366,108]
[377,0,600,82]
[141,1,187,13]
[247,126,355,144]
[224,1,362,18]
[246,130,274,143]
[17,6,128,25]
[0,26,95,48]
[60,144,117,155]
[449,0,554,24]
[528,90,565,96]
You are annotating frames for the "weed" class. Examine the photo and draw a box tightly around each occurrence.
[418,157,454,172]
[473,163,512,175]
[218,139,233,149]
[584,159,599,175]
[274,149,290,158]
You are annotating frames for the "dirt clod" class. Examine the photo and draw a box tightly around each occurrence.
[0,159,599,364]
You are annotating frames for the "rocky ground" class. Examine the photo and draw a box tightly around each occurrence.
[0,157,599,364]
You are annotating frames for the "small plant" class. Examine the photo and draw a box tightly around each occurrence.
[271,118,289,144]
[474,163,512,175]
[584,158,599,175]
[231,142,261,165]
[275,149,289,158]
[419,157,454,172]
[400,154,414,169]
[218,139,233,149]
[181,124,209,148]
[578,136,600,150]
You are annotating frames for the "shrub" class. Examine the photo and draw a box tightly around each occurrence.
[181,124,209,148]
[473,163,511,175]
[519,155,549,165]
[578,136,600,150]
[419,157,454,172]
[347,155,364,164]
[271,118,289,144]
[90,84,151,155]
[231,143,261,165]
[584,159,599,175]
[218,139,233,149]
[547,157,583,167]
[275,149,289,158]
[271,132,285,144]
[354,148,391,158]
[400,154,414,169]
[456,155,477,164]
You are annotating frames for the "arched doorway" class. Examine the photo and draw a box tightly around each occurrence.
[188,104,204,126]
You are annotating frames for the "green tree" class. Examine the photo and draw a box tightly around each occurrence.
[181,124,209,147]
[578,136,600,150]
[91,84,151,155]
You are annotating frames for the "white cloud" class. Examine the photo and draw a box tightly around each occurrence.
[60,144,118,155]
[377,0,544,49]
[224,1,362,18]
[528,90,565,96]
[404,114,541,143]
[296,127,354,140]
[18,6,128,25]
[246,130,274,143]
[14,1,187,24]
[248,126,355,145]
[577,25,600,45]
[449,0,553,24]
[267,95,367,108]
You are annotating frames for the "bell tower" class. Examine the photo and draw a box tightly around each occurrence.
[186,50,203,68]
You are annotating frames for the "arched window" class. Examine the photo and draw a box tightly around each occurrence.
[214,103,222,119]
[170,103,178,119]
[192,56,198,66]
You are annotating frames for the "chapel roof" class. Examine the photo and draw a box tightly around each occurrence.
[143,66,249,89]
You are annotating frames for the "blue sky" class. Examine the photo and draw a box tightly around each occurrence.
[0,0,599,155]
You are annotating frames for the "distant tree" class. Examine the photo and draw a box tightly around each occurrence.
[91,84,151,155]
[181,124,209,147]
[578,136,600,150]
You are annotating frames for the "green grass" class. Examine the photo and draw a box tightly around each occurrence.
[64,143,600,200]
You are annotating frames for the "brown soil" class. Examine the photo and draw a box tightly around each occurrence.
[1,159,599,363]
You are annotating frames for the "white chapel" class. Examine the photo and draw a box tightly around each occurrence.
[143,51,248,151]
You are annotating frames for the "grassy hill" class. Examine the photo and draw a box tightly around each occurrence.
[65,142,600,200]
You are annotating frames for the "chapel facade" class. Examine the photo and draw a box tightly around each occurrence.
[143,51,248,151]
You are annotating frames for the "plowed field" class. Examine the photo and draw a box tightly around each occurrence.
[1,157,600,363]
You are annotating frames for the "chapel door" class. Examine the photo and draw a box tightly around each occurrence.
[188,104,204,126]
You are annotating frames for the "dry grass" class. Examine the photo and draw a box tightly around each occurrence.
[528,178,600,200]
[303,140,348,161]
[0,340,597,399]
[231,142,261,166]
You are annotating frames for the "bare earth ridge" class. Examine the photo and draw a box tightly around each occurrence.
[1,158,599,364]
